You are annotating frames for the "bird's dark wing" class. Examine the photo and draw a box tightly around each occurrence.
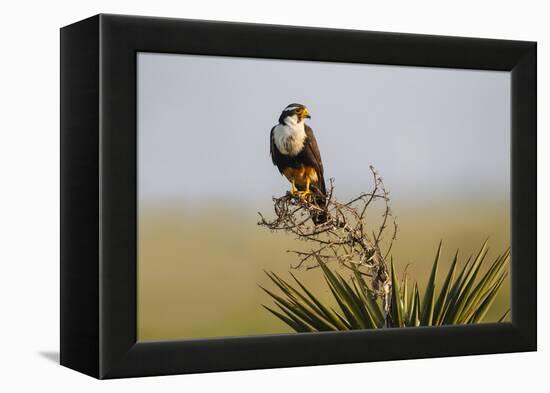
[302,124,324,175]
[270,126,285,174]
[302,124,326,194]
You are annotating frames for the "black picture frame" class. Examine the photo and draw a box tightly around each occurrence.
[60,14,537,379]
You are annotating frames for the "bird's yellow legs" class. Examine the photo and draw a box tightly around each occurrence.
[284,167,316,201]
[290,179,298,195]
[300,178,312,199]
[291,178,311,201]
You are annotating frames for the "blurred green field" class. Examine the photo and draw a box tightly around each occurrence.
[137,199,510,341]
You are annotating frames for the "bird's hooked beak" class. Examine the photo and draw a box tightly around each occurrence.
[302,108,311,119]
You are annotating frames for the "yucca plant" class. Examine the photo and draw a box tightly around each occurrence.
[261,241,510,331]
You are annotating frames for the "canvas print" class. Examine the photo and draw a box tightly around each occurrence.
[137,53,510,341]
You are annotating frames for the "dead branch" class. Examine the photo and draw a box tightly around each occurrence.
[258,166,397,323]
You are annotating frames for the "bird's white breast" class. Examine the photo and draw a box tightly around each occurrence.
[272,115,306,156]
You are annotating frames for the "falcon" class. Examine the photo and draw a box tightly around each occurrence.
[270,103,327,224]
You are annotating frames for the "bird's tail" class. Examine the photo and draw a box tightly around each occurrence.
[312,176,328,225]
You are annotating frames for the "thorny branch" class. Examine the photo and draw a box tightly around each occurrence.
[258,166,397,326]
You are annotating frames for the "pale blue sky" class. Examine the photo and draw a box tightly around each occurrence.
[137,52,510,206]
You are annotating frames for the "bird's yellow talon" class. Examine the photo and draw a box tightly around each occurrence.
[290,180,298,195]
[298,180,313,201]
[303,180,312,198]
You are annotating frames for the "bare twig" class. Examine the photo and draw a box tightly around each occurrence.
[258,166,398,325]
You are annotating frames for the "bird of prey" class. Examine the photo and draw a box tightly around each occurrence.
[270,103,327,224]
